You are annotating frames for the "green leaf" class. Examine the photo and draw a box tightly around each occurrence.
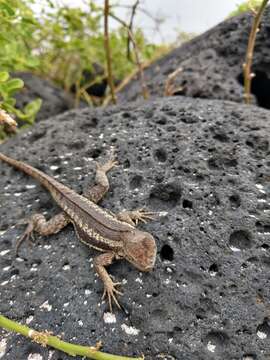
[24,98,42,116]
[4,78,24,94]
[0,2,16,16]
[0,71,9,82]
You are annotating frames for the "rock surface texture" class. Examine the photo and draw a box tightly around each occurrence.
[118,8,270,109]
[13,72,74,122]
[0,96,270,360]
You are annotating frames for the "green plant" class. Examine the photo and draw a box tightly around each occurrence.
[0,71,41,139]
[229,0,264,17]
[0,0,42,138]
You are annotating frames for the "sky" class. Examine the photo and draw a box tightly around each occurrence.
[52,0,242,43]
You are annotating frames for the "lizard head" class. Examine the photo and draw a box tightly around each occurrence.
[122,230,157,272]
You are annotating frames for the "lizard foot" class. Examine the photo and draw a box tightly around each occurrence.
[96,158,118,174]
[102,279,123,312]
[15,220,35,256]
[131,208,158,225]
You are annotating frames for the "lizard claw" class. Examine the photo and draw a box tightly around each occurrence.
[102,280,123,312]
[98,158,118,173]
[132,208,158,225]
[15,221,35,256]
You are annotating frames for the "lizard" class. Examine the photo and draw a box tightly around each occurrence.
[0,151,157,311]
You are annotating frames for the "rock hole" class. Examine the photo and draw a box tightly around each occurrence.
[213,132,229,142]
[160,244,174,261]
[238,70,270,109]
[149,181,182,209]
[85,148,102,159]
[182,199,193,209]
[243,355,257,360]
[70,139,85,149]
[257,318,270,339]
[261,243,269,251]
[256,221,270,234]
[129,175,143,190]
[204,331,229,353]
[208,263,218,276]
[229,230,252,251]
[154,148,167,163]
[229,194,241,209]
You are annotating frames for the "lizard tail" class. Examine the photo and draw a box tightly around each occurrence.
[0,152,51,186]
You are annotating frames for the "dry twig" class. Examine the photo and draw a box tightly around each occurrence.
[104,0,117,104]
[109,12,149,100]
[127,0,140,61]
[164,67,183,96]
[243,0,269,104]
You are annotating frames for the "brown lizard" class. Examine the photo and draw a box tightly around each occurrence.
[0,152,157,311]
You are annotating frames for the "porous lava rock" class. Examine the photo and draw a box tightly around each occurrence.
[0,96,270,360]
[118,8,270,109]
[13,72,74,122]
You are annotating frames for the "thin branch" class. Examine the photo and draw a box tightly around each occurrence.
[109,12,149,100]
[104,0,117,104]
[243,0,269,104]
[0,109,17,128]
[0,314,143,360]
[164,67,183,96]
[127,0,140,61]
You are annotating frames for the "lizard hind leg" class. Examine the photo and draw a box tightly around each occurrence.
[15,212,70,256]
[83,156,118,203]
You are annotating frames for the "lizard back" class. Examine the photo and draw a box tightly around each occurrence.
[0,152,134,238]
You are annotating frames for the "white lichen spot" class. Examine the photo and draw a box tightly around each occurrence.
[63,302,69,308]
[40,300,52,311]
[257,330,267,339]
[14,192,22,197]
[78,320,83,327]
[27,353,43,360]
[26,184,36,189]
[48,351,55,360]
[121,324,140,336]
[168,338,173,344]
[0,338,7,359]
[135,277,143,284]
[62,264,70,271]
[122,278,128,285]
[73,167,82,171]
[164,278,171,285]
[1,281,9,286]
[50,165,59,171]
[207,341,216,352]
[159,211,168,217]
[44,244,51,250]
[230,246,241,252]
[26,316,34,324]
[103,312,116,324]
[3,266,10,272]
[0,249,10,256]
[85,289,92,296]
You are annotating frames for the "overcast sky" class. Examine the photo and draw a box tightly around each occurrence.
[53,0,242,42]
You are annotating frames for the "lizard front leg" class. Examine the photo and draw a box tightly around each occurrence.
[116,208,157,226]
[16,212,70,255]
[94,252,123,312]
[83,157,117,203]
